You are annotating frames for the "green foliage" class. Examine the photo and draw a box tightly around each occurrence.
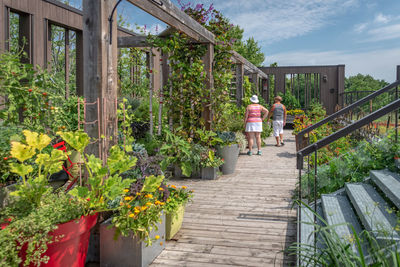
[345,74,389,92]
[300,132,400,200]
[217,131,237,146]
[290,202,400,266]
[160,129,193,177]
[278,91,300,110]
[235,37,265,67]
[200,150,224,168]
[163,184,193,214]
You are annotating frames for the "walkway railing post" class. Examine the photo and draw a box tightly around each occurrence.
[314,145,318,251]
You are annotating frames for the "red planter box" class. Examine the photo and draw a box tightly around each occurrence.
[19,213,98,267]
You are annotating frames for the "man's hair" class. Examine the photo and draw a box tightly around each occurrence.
[274,96,282,102]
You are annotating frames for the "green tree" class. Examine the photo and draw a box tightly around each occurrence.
[235,37,265,67]
[345,74,388,92]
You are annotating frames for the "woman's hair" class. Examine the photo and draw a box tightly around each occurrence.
[274,96,282,102]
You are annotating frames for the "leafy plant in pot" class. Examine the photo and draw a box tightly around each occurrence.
[200,150,224,180]
[163,184,193,240]
[216,131,239,175]
[100,175,168,267]
[160,129,193,178]
[0,130,137,266]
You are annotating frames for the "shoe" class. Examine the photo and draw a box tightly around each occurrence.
[275,144,281,147]
[247,151,252,156]
[257,151,262,155]
[281,142,285,146]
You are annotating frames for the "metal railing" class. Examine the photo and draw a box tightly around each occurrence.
[296,80,400,265]
[296,80,400,152]
[341,90,375,106]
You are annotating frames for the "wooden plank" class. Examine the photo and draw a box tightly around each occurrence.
[126,0,214,43]
[151,130,297,266]
[0,0,5,52]
[117,35,148,48]
[75,30,83,96]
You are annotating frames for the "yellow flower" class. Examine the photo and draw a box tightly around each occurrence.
[120,202,124,206]
[155,235,160,240]
[127,205,131,208]
[170,185,176,189]
[158,187,164,191]
[155,200,161,205]
[160,202,165,206]
[182,186,187,189]
[124,196,133,201]
[141,206,147,211]
[145,194,153,199]
[123,189,129,193]
[136,192,141,196]
[146,202,152,206]
[129,213,135,218]
[134,207,140,214]
[166,199,171,203]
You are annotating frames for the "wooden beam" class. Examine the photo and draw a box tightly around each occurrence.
[83,0,118,159]
[126,0,214,43]
[118,35,148,48]
[236,63,244,107]
[203,43,214,130]
[251,73,259,94]
[397,65,400,81]
[231,50,268,80]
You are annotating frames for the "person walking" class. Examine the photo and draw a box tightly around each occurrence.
[244,95,269,156]
[268,96,287,147]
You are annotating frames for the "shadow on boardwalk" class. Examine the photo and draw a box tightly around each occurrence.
[151,130,297,266]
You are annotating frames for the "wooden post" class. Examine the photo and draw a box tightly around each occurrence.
[160,51,169,135]
[147,51,154,136]
[65,28,70,99]
[83,0,118,158]
[397,65,400,81]
[251,73,259,94]
[338,65,345,108]
[203,43,214,130]
[261,78,268,104]
[236,63,244,107]
[76,31,84,96]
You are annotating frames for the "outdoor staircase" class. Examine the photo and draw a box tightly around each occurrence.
[299,168,400,265]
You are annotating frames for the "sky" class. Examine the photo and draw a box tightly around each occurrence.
[66,0,400,82]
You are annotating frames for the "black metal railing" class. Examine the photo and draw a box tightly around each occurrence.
[296,80,400,152]
[296,82,400,265]
[341,90,375,106]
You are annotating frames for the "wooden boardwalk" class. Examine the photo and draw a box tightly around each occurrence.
[152,130,297,267]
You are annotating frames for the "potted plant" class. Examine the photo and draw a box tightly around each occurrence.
[200,150,224,180]
[164,184,193,240]
[0,130,137,266]
[100,175,167,267]
[216,131,239,175]
[160,130,193,178]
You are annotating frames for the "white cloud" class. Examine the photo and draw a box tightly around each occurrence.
[374,13,391,24]
[192,0,359,44]
[266,48,400,82]
[354,23,368,33]
[365,23,400,42]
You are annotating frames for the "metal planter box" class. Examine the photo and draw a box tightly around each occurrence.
[100,213,166,267]
[165,205,185,240]
[201,167,218,180]
[217,144,239,175]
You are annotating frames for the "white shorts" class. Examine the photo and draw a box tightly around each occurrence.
[245,122,262,132]
[273,121,284,137]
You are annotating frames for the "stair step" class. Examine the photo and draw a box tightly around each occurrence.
[371,170,400,209]
[299,203,324,266]
[345,183,400,241]
[321,194,365,254]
